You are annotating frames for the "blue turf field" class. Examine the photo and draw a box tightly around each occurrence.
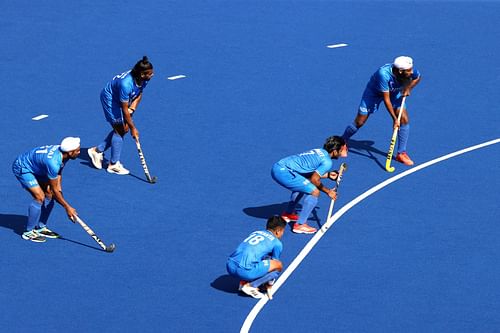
[1,1,499,332]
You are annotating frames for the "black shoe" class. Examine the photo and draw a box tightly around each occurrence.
[36,227,60,239]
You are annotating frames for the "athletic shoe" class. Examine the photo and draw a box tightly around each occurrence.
[35,226,60,239]
[241,284,264,299]
[292,223,317,234]
[395,152,414,166]
[340,144,348,157]
[266,287,273,300]
[281,212,299,223]
[107,161,130,175]
[88,147,103,169]
[22,230,46,243]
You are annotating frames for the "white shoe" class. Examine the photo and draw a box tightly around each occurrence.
[88,147,103,169]
[107,161,130,175]
[241,284,264,299]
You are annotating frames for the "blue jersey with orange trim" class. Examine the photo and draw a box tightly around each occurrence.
[228,230,282,270]
[15,145,64,179]
[101,70,149,107]
[365,64,421,97]
[277,148,333,176]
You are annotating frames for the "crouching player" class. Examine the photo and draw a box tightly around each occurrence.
[226,216,286,299]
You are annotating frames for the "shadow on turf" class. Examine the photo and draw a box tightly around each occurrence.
[0,213,26,235]
[211,274,240,294]
[77,147,95,168]
[346,139,386,170]
[58,236,104,252]
[0,213,105,251]
[78,147,153,184]
[211,274,272,298]
[243,202,290,219]
[242,202,322,228]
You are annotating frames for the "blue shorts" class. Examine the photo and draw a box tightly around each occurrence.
[100,90,124,125]
[271,163,316,194]
[12,159,48,189]
[226,258,270,281]
[358,92,404,115]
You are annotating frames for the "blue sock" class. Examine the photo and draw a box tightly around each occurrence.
[249,271,280,288]
[342,123,358,141]
[397,124,410,154]
[27,201,42,231]
[285,192,303,213]
[97,131,114,153]
[110,132,124,164]
[38,198,55,228]
[297,194,318,225]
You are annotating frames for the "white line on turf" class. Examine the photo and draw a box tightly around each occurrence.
[327,43,348,48]
[32,114,48,121]
[167,75,186,80]
[240,138,500,333]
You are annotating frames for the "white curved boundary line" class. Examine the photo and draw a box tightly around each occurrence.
[241,138,500,333]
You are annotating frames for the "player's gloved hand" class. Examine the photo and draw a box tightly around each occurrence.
[328,171,339,181]
[327,189,337,200]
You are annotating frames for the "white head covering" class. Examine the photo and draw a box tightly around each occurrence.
[393,56,413,70]
[60,137,81,152]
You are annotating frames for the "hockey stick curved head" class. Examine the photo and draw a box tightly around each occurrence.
[105,243,116,253]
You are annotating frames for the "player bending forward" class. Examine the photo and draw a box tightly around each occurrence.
[12,137,81,242]
[226,216,286,299]
[88,56,154,175]
[341,56,421,165]
[272,136,346,234]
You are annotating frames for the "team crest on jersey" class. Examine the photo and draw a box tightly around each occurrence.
[388,81,397,92]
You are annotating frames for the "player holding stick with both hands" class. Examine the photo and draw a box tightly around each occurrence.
[271,136,347,234]
[341,56,421,166]
[12,137,81,242]
[88,56,154,175]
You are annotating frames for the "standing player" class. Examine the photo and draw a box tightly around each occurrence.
[226,216,287,299]
[271,136,346,234]
[341,56,421,165]
[88,56,154,175]
[12,137,81,242]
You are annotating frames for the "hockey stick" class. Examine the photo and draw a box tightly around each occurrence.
[135,138,157,184]
[327,162,347,219]
[385,96,407,172]
[73,215,115,253]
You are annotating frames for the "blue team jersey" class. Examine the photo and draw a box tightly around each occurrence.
[15,145,64,179]
[102,70,149,106]
[228,230,283,270]
[365,64,421,97]
[277,148,333,176]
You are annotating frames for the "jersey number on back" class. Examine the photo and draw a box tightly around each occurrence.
[243,234,265,245]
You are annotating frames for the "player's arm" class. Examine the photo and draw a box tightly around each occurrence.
[382,91,399,129]
[403,75,421,96]
[269,245,283,272]
[121,101,139,139]
[48,176,77,220]
[320,171,339,181]
[311,172,337,200]
[128,93,142,114]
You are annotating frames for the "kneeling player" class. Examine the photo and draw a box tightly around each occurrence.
[226,216,286,299]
